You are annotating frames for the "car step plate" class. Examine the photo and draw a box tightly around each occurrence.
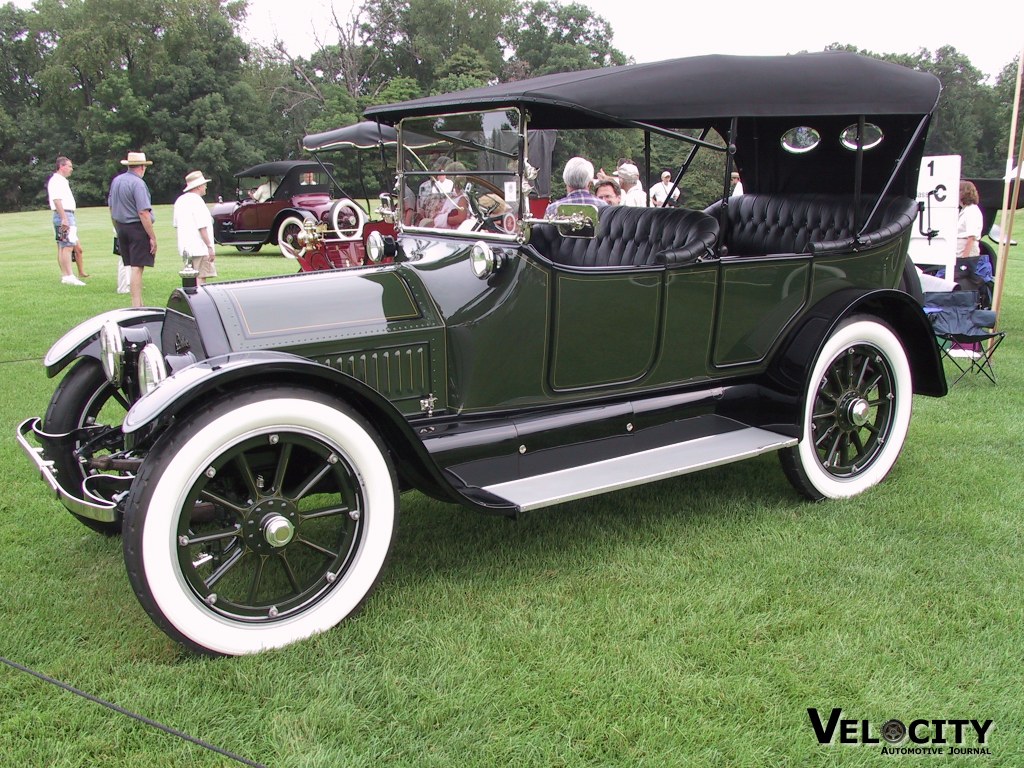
[482,427,797,512]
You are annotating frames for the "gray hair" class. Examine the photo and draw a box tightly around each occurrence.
[562,156,595,191]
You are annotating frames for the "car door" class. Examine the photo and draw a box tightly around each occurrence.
[712,256,811,367]
[548,269,663,391]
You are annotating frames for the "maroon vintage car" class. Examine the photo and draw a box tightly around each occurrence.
[211,160,374,269]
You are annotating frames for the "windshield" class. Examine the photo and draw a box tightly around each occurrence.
[399,109,526,235]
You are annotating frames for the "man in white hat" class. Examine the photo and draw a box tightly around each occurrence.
[173,170,217,285]
[108,151,157,307]
[616,163,647,207]
[649,170,681,208]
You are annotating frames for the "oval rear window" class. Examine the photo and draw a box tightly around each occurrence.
[781,126,821,154]
[840,122,884,150]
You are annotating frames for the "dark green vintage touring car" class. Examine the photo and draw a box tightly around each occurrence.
[19,52,946,654]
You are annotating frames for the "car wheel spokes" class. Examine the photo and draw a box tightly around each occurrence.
[811,344,894,477]
[177,431,363,622]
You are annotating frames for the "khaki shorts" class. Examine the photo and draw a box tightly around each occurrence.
[191,254,218,279]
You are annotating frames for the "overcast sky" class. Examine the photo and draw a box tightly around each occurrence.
[240,0,1022,80]
[8,0,1019,79]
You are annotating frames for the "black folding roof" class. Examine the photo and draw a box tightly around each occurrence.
[233,160,331,178]
[365,52,941,129]
[302,122,442,152]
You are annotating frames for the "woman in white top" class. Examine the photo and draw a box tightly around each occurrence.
[956,180,982,258]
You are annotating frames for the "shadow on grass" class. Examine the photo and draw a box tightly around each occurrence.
[385,453,800,586]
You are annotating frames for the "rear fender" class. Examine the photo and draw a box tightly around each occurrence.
[122,351,463,504]
[43,308,166,377]
[762,288,946,433]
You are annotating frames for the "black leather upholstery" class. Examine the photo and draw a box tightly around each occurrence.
[530,206,719,268]
[705,194,918,256]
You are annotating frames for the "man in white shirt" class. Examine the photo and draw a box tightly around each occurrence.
[650,171,681,207]
[250,177,279,202]
[730,171,744,197]
[173,170,217,285]
[47,156,86,286]
[616,163,647,207]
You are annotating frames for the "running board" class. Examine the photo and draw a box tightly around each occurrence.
[482,427,797,512]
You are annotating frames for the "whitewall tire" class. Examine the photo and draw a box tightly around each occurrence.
[780,316,912,500]
[276,216,305,249]
[123,388,397,655]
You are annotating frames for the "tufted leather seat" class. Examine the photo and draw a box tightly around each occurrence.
[705,194,919,256]
[530,206,719,268]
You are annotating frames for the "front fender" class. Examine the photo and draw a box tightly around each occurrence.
[121,350,467,506]
[43,308,166,377]
[124,350,376,433]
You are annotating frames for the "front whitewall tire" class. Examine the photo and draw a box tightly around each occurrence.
[124,393,396,655]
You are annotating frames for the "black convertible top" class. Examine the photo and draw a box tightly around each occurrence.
[302,122,441,152]
[234,160,332,178]
[365,52,941,129]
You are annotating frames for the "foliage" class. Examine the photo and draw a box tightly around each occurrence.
[358,0,511,91]
[4,0,263,208]
[0,0,1019,214]
[827,42,1018,178]
[507,0,628,78]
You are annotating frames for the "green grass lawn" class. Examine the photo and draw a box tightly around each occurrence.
[1,206,1022,766]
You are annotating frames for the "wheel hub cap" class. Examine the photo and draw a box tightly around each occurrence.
[845,396,870,427]
[263,514,295,547]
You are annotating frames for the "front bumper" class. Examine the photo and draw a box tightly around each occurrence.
[16,417,119,523]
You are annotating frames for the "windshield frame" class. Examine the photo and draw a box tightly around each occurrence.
[397,108,528,242]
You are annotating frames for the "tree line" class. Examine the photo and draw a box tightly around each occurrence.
[0,0,1018,213]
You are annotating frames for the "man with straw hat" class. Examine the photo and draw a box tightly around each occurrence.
[108,151,157,307]
[173,170,217,285]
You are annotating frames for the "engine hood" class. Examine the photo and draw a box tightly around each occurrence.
[200,268,436,352]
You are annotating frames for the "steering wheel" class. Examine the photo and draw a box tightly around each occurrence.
[464,176,517,234]
[330,199,367,240]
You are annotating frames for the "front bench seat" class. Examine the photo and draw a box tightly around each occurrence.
[531,206,719,268]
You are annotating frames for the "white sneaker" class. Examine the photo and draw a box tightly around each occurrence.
[61,275,86,286]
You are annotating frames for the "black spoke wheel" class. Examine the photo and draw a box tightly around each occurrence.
[123,387,397,655]
[809,342,896,477]
[43,358,130,534]
[781,316,912,500]
[177,431,366,623]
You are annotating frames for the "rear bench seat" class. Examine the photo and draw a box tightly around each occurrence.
[530,206,719,268]
[704,194,919,256]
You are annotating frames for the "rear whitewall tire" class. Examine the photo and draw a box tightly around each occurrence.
[123,390,397,655]
[780,316,912,500]
[276,216,304,249]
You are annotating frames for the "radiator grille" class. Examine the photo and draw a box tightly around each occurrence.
[322,344,431,399]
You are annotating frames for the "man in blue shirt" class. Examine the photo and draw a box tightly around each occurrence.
[109,151,157,307]
[545,157,607,217]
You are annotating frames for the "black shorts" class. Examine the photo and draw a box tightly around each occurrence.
[115,221,155,268]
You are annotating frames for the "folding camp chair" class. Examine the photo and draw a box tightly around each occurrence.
[923,291,1006,385]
